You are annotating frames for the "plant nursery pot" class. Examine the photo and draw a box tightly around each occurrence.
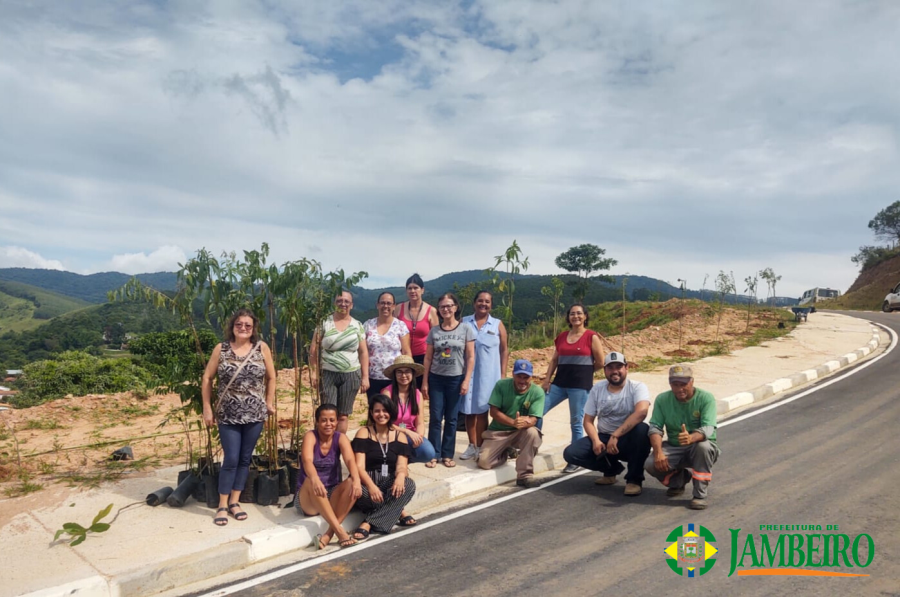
[146,486,174,507]
[288,463,301,496]
[167,473,201,508]
[256,472,280,506]
[277,464,291,497]
[198,457,221,475]
[177,469,192,486]
[203,473,220,508]
[240,467,259,504]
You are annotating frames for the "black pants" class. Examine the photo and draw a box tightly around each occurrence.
[563,422,651,484]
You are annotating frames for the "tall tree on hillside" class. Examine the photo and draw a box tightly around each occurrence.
[540,277,565,338]
[554,244,617,302]
[868,201,900,244]
[486,240,529,333]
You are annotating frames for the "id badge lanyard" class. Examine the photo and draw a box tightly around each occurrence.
[377,432,390,477]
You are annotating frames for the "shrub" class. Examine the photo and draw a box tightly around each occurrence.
[9,351,155,408]
[128,329,219,379]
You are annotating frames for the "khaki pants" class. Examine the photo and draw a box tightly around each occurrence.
[477,428,542,480]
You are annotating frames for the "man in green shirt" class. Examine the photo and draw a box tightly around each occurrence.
[477,359,546,488]
[644,364,720,510]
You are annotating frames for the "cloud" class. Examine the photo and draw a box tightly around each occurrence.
[0,1,898,296]
[0,246,65,270]
[108,245,187,274]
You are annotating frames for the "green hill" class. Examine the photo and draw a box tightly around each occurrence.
[0,280,92,334]
[0,268,177,303]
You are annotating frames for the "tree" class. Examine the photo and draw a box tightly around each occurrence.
[554,244,618,302]
[743,275,758,332]
[868,201,900,244]
[486,240,530,333]
[714,270,735,343]
[759,268,781,307]
[540,277,565,338]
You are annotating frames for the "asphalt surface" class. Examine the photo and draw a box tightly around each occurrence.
[204,312,900,597]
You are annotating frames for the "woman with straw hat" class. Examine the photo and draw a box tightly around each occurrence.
[381,355,436,464]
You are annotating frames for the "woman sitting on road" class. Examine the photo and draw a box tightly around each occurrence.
[380,355,436,464]
[364,291,411,401]
[296,404,363,549]
[540,303,605,473]
[201,308,276,527]
[351,394,417,540]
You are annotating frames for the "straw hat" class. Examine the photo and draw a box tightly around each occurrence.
[383,354,425,378]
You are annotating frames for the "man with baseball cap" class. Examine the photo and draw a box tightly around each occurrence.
[644,364,719,510]
[477,359,546,488]
[562,351,651,496]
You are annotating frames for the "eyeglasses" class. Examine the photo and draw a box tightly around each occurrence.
[396,369,413,376]
[438,304,456,311]
[378,301,394,306]
[234,323,254,329]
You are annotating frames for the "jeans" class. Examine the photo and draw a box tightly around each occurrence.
[409,438,437,463]
[428,373,464,459]
[218,421,265,496]
[563,423,651,484]
[538,384,590,444]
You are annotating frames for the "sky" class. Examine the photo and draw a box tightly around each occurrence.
[1,0,899,297]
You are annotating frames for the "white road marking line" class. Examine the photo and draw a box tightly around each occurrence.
[198,319,896,597]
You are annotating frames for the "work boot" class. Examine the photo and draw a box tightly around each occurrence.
[516,476,542,488]
[623,483,642,496]
[666,486,685,497]
[594,475,618,485]
[689,498,708,510]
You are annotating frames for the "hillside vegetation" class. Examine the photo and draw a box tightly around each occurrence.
[0,280,91,334]
[0,268,177,303]
[817,254,900,311]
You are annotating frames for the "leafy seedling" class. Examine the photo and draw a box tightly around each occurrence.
[54,503,113,546]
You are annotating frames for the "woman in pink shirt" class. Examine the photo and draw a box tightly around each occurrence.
[380,355,436,464]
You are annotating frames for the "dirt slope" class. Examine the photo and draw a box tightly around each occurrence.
[819,254,900,310]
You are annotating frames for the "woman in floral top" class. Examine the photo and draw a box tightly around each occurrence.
[363,292,411,401]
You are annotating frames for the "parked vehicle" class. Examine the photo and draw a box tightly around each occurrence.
[798,287,841,308]
[883,282,900,312]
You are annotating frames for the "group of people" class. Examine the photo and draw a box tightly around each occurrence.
[200,274,720,545]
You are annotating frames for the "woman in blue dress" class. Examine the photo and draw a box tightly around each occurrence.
[459,291,509,461]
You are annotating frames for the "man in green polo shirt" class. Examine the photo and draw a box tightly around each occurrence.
[644,364,719,510]
[477,359,546,488]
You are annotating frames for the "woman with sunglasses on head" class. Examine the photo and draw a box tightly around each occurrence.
[295,404,362,549]
[202,308,276,527]
[380,355,436,464]
[394,273,439,388]
[422,292,475,468]
[351,394,417,540]
[459,290,508,461]
[310,290,369,434]
[540,303,606,473]
[364,292,411,401]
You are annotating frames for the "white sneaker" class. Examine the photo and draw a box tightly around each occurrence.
[460,444,478,460]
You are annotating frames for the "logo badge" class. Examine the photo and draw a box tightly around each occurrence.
[665,524,718,577]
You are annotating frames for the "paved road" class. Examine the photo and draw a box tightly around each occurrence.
[207,312,900,597]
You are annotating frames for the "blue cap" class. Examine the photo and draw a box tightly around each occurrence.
[512,359,533,377]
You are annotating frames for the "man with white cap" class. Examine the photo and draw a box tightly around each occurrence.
[562,351,651,496]
[477,359,546,488]
[643,364,719,510]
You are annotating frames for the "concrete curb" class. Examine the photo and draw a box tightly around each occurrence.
[716,326,882,415]
[22,325,885,597]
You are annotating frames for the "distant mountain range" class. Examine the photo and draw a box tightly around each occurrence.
[0,268,177,303]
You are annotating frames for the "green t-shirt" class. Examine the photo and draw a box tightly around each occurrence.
[320,315,364,372]
[487,379,546,432]
[649,387,717,446]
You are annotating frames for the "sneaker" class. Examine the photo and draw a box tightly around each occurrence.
[623,483,642,496]
[666,486,685,497]
[460,444,478,460]
[562,463,580,474]
[689,498,708,510]
[594,475,618,485]
[516,477,542,488]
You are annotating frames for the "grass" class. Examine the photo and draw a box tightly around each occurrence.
[23,418,65,430]
[55,457,160,489]
[119,403,159,417]
[0,280,91,334]
[3,472,43,497]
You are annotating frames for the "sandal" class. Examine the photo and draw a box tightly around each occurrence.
[425,459,438,468]
[339,536,358,548]
[352,527,370,542]
[228,503,248,521]
[213,507,228,526]
[442,458,456,468]
[397,515,417,527]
